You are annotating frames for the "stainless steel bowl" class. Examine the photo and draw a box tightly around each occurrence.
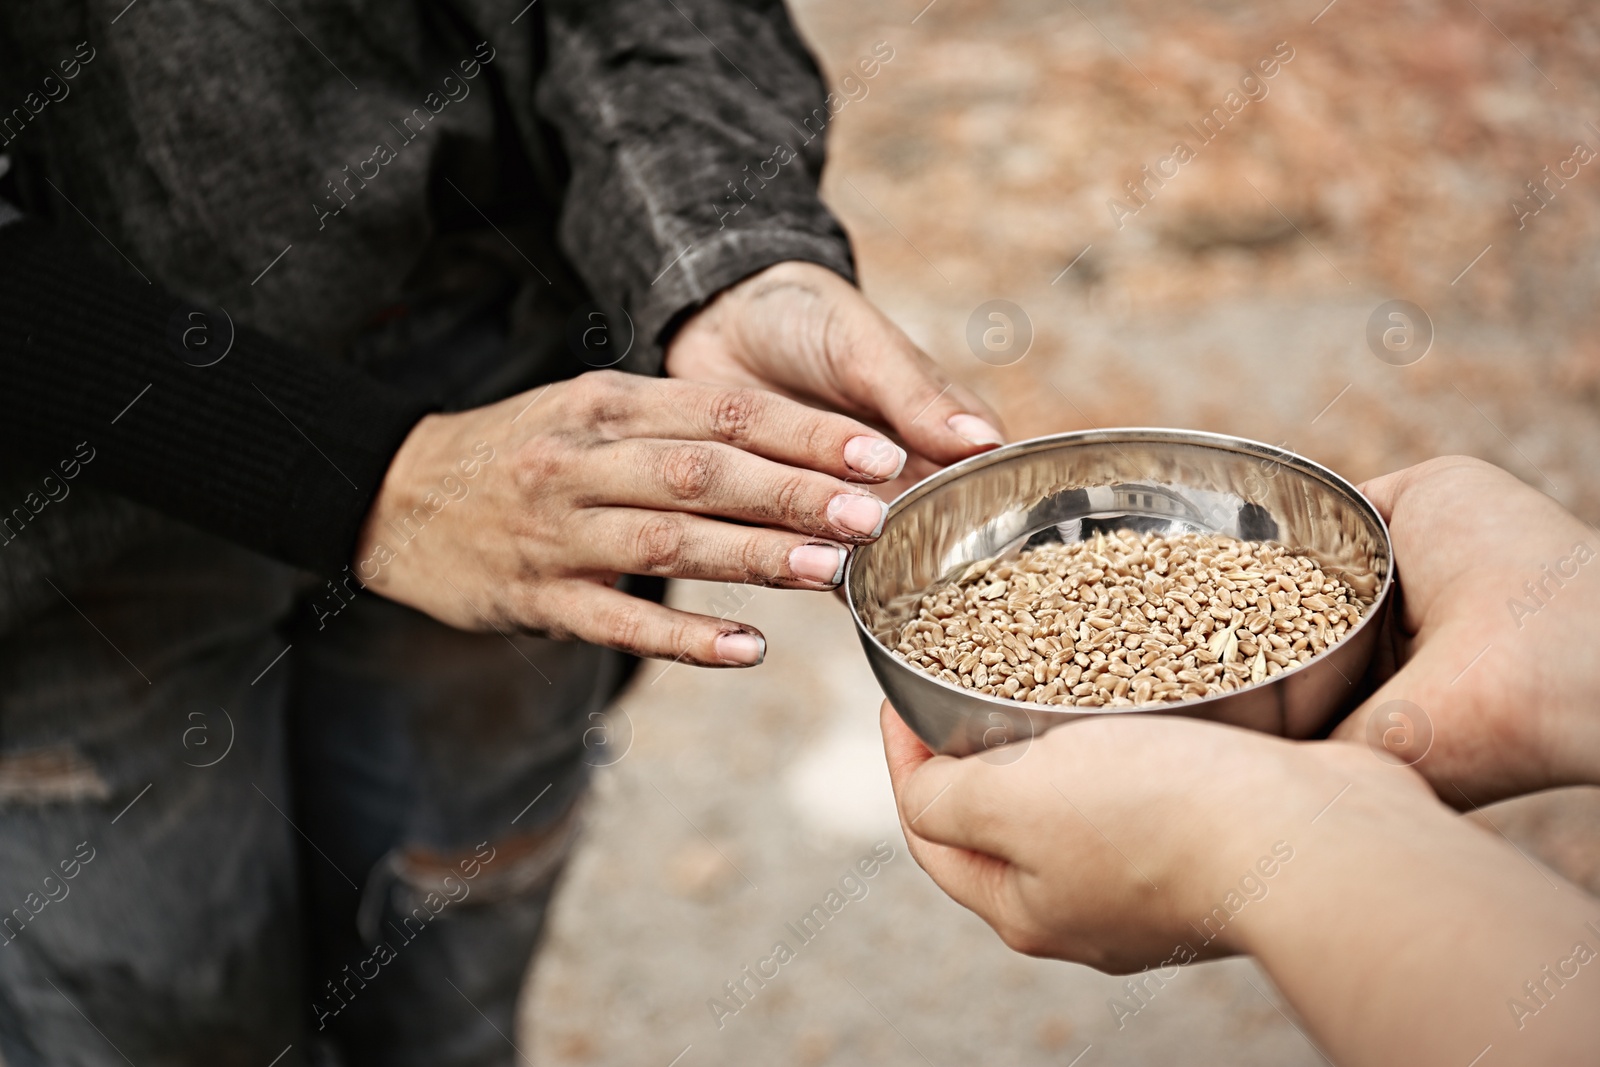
[845,429,1394,756]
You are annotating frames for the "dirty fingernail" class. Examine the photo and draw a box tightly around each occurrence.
[844,435,908,480]
[947,414,1005,447]
[715,631,766,666]
[789,543,849,585]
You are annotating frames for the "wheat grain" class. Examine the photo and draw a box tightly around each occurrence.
[890,531,1370,708]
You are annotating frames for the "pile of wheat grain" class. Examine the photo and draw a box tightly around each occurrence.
[890,530,1368,707]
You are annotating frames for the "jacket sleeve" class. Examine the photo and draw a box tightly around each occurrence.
[537,0,857,372]
[0,212,437,574]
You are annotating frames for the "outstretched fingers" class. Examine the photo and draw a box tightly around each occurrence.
[542,581,767,667]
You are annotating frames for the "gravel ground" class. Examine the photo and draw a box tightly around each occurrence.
[522,1,1600,1063]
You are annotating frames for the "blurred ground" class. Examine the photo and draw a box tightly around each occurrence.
[523,1,1600,1063]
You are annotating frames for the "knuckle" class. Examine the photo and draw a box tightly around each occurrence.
[708,389,760,443]
[665,617,701,659]
[797,416,836,467]
[508,511,546,545]
[569,370,605,403]
[771,473,811,530]
[606,602,648,656]
[505,582,554,635]
[579,368,629,393]
[912,380,950,418]
[995,917,1048,958]
[1423,454,1491,478]
[576,369,632,428]
[660,445,718,502]
[737,536,780,585]
[513,441,562,488]
[633,515,686,573]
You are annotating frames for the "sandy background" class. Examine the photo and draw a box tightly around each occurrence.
[523,1,1600,1063]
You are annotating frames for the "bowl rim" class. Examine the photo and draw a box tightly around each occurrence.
[844,427,1396,719]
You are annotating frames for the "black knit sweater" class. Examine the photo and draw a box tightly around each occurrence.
[0,0,855,616]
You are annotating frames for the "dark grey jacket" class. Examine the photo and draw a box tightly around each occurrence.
[0,0,855,629]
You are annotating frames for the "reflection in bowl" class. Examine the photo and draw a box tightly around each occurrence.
[845,429,1394,757]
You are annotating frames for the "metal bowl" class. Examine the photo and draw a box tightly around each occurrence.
[845,429,1394,757]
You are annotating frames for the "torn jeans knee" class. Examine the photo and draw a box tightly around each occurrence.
[354,799,584,949]
[0,744,111,806]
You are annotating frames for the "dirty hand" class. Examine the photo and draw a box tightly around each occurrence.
[355,371,910,666]
[665,260,1006,498]
[1332,456,1600,804]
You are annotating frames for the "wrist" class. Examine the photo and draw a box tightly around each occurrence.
[1219,763,1600,1066]
[663,259,846,385]
[1167,737,1444,956]
[1115,729,1355,953]
[1221,747,1455,959]
[1185,755,1336,955]
[352,410,454,586]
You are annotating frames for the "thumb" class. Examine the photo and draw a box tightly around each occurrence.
[1330,665,1443,771]
[851,337,1007,465]
[881,699,939,790]
[1329,633,1515,806]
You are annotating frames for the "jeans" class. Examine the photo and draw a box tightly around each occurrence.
[0,515,625,1066]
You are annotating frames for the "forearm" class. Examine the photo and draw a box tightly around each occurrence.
[1233,785,1600,1066]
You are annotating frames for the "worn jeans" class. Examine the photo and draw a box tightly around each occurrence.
[0,498,627,1066]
